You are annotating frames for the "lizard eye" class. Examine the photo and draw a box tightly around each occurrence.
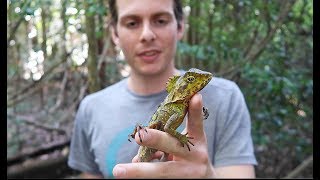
[187,76,195,83]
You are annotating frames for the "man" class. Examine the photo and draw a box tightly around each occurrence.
[68,0,257,178]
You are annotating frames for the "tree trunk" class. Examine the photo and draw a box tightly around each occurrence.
[7,153,78,178]
[41,4,47,59]
[84,0,100,93]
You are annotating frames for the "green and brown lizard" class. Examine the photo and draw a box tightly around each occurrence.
[128,68,213,162]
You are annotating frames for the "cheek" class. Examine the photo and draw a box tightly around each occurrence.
[117,29,137,49]
[164,30,179,44]
[119,36,131,48]
[118,37,135,56]
[161,33,178,55]
[157,25,179,44]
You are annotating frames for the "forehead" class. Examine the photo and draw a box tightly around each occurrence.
[116,0,175,19]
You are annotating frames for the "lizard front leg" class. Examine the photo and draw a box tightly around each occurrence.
[202,106,209,120]
[164,113,194,151]
[128,120,163,143]
[128,123,147,143]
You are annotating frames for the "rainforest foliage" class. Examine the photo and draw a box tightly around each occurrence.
[7,0,313,178]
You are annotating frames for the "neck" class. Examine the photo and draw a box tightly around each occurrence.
[128,67,180,96]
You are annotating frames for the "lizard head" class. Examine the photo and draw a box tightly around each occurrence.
[172,68,213,101]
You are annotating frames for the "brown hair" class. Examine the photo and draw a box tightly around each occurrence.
[108,0,184,28]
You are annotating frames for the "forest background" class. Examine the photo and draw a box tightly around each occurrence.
[7,0,313,178]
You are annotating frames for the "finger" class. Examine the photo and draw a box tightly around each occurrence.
[134,128,190,158]
[187,93,206,140]
[153,151,165,160]
[132,154,139,163]
[113,161,196,178]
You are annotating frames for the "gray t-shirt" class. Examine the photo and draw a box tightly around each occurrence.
[68,72,257,178]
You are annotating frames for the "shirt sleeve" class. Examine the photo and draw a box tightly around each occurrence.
[67,99,102,175]
[213,82,258,167]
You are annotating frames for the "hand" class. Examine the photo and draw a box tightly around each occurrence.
[112,93,216,178]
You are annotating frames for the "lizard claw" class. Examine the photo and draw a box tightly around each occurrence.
[180,132,194,151]
[185,132,194,139]
[183,140,194,151]
[186,143,190,151]
[128,135,133,142]
[128,132,136,142]
[138,129,142,143]
[188,139,195,146]
[202,106,209,120]
[136,125,148,143]
[128,123,147,143]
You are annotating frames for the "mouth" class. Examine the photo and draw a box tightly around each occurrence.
[137,50,161,62]
[203,74,213,86]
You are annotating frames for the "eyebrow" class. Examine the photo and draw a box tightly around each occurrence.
[119,11,174,22]
[153,12,173,19]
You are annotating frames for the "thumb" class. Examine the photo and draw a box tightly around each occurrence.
[186,93,206,141]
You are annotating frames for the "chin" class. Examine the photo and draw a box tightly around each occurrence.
[136,65,165,76]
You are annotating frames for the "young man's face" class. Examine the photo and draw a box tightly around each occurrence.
[111,0,184,76]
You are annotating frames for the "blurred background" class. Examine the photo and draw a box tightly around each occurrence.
[7,0,313,178]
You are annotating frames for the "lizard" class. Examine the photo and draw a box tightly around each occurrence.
[128,68,213,162]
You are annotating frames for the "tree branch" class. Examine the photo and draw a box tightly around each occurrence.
[7,0,32,47]
[243,26,259,58]
[48,68,69,113]
[7,154,69,178]
[7,47,75,107]
[12,114,66,135]
[55,81,88,132]
[283,155,313,178]
[220,0,296,79]
[7,139,70,167]
[7,80,88,167]
[7,81,45,108]
[245,0,296,62]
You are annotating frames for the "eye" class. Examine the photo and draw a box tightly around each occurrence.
[187,76,195,82]
[153,15,170,27]
[126,21,139,28]
[155,19,168,26]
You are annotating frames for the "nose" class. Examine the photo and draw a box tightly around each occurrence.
[139,23,156,43]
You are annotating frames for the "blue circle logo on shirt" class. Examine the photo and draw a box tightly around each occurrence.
[105,125,135,178]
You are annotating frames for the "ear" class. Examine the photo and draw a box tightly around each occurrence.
[110,26,120,46]
[177,19,185,40]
